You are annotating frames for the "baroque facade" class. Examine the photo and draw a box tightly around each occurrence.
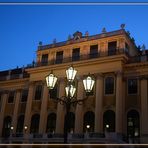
[0,27,148,144]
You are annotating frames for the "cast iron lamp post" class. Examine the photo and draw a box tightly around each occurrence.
[46,66,95,143]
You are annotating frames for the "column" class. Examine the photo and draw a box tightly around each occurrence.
[116,71,123,134]
[95,74,103,133]
[39,84,49,134]
[12,89,21,134]
[141,78,148,136]
[55,80,65,134]
[74,79,84,134]
[24,82,35,134]
[122,80,126,135]
[0,91,8,136]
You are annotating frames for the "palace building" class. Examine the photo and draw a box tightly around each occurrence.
[0,26,148,144]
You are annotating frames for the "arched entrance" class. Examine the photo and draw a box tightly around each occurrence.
[65,112,75,133]
[46,113,56,133]
[127,110,140,139]
[83,111,95,132]
[30,114,40,134]
[2,116,12,137]
[103,110,115,132]
[16,115,24,133]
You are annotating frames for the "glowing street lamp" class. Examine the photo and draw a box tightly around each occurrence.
[65,84,76,98]
[46,65,95,143]
[66,66,77,82]
[46,73,57,89]
[83,75,95,93]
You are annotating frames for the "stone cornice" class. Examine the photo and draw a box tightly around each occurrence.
[125,62,148,69]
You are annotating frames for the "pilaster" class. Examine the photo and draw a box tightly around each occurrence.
[95,74,103,133]
[39,83,49,134]
[115,71,123,134]
[0,91,8,136]
[55,80,65,134]
[74,79,84,134]
[140,78,148,143]
[12,89,21,134]
[24,82,35,134]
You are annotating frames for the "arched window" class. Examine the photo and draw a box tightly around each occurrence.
[46,113,56,133]
[103,110,115,132]
[30,114,40,133]
[2,116,12,137]
[65,112,75,133]
[16,115,24,133]
[83,111,94,132]
[127,110,140,139]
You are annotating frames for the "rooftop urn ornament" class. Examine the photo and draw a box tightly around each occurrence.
[38,41,43,50]
[85,31,89,37]
[120,24,125,29]
[39,41,42,46]
[102,27,106,33]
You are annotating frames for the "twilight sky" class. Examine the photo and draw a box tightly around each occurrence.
[0,2,148,71]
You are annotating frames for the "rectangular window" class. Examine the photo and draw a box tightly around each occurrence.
[8,91,15,103]
[105,77,114,95]
[21,89,28,102]
[128,79,138,94]
[41,54,48,65]
[55,51,63,64]
[35,85,42,100]
[49,86,58,99]
[72,48,80,61]
[108,41,117,56]
[90,45,98,59]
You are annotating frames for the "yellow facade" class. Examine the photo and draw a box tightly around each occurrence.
[0,28,148,144]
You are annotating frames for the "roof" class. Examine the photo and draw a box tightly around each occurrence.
[38,29,128,51]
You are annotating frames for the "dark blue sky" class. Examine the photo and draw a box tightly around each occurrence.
[0,2,148,71]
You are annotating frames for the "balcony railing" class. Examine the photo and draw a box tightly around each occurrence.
[128,54,148,63]
[0,72,29,81]
[10,74,20,80]
[28,48,128,68]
